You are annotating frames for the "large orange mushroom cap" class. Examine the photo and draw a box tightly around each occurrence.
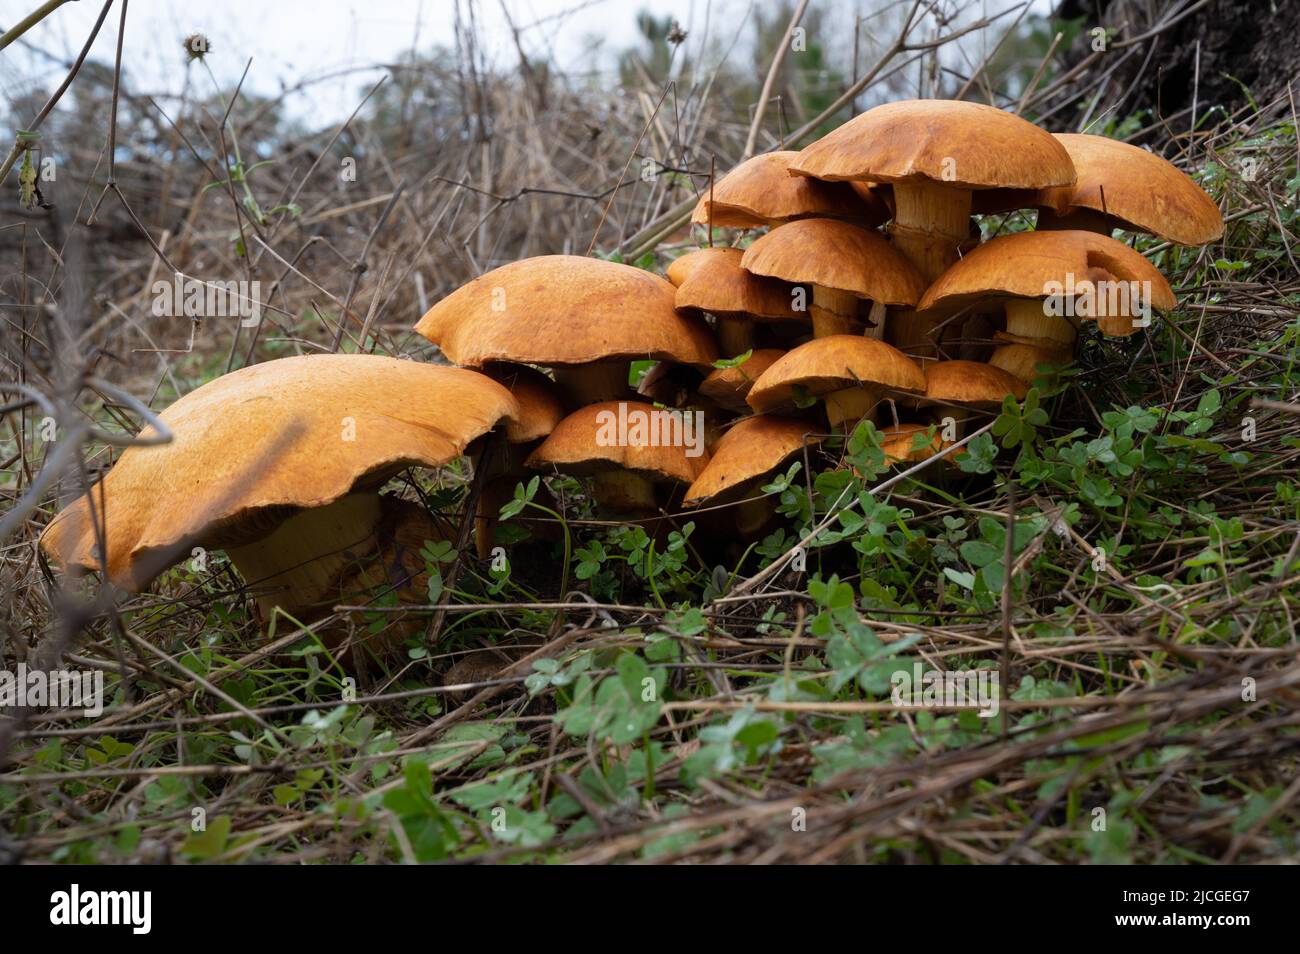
[691,150,887,229]
[415,255,718,369]
[684,416,813,504]
[916,229,1176,314]
[1037,133,1224,245]
[789,99,1076,192]
[39,355,519,591]
[746,336,926,413]
[740,219,925,307]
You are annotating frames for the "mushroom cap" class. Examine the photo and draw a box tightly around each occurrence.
[746,336,926,413]
[1038,133,1224,245]
[684,416,813,504]
[672,247,801,320]
[481,363,566,443]
[415,255,718,369]
[741,219,925,306]
[790,100,1076,191]
[524,400,709,483]
[39,355,519,591]
[880,423,947,464]
[988,342,1072,381]
[691,151,887,228]
[922,360,1027,406]
[916,230,1176,313]
[698,349,786,412]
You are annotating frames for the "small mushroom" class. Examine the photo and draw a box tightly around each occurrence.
[879,423,949,465]
[745,335,926,432]
[740,218,924,339]
[691,150,886,230]
[698,349,786,414]
[917,360,1026,437]
[987,342,1073,384]
[684,416,816,537]
[39,355,519,635]
[670,247,802,356]
[524,400,709,518]
[916,229,1175,378]
[1036,134,1224,245]
[415,255,718,406]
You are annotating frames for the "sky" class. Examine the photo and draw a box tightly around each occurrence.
[1,0,1053,126]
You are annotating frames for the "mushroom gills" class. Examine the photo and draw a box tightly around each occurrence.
[554,361,630,404]
[592,470,657,514]
[1036,206,1116,236]
[226,493,436,623]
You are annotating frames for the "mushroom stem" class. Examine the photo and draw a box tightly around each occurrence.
[890,182,972,282]
[811,285,860,337]
[474,475,515,560]
[933,405,973,440]
[862,300,887,340]
[824,384,881,431]
[736,495,775,537]
[885,182,973,361]
[1036,206,1115,235]
[226,493,437,624]
[716,316,756,357]
[1004,297,1078,347]
[591,470,657,514]
[554,362,630,405]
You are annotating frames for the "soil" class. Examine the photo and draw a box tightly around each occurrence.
[1053,0,1300,128]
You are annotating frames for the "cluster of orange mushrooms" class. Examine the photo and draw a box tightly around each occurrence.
[39,100,1223,647]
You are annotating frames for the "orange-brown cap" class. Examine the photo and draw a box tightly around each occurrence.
[39,355,519,591]
[691,151,887,229]
[746,336,926,413]
[524,400,709,484]
[481,363,566,443]
[922,360,1027,407]
[988,342,1072,382]
[698,349,786,412]
[1038,133,1224,245]
[684,416,813,504]
[879,424,947,464]
[790,100,1076,191]
[917,230,1175,314]
[741,219,925,306]
[415,255,718,369]
[672,247,801,320]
